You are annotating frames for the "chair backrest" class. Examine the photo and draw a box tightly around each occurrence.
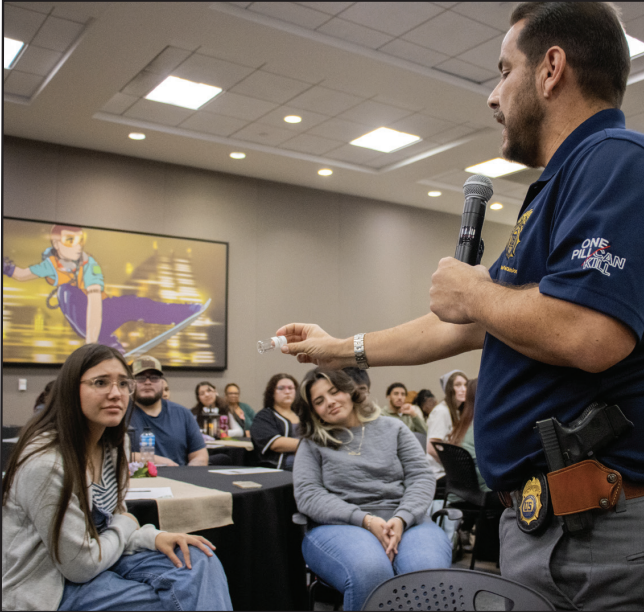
[432,442,485,506]
[361,568,555,611]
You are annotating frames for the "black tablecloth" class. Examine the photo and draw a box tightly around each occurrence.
[127,466,306,611]
[207,445,251,466]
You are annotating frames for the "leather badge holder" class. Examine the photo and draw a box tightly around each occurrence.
[516,472,552,534]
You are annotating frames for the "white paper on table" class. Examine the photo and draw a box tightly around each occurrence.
[2,437,19,443]
[209,467,283,475]
[125,487,174,500]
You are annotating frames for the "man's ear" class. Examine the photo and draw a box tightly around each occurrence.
[538,45,567,99]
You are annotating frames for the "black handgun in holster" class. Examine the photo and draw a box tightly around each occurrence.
[535,402,633,535]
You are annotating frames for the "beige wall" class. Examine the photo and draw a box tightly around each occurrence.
[2,136,512,426]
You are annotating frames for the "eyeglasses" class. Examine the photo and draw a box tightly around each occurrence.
[134,374,163,383]
[276,385,295,392]
[81,376,135,395]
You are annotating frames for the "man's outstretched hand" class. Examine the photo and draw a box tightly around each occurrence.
[275,323,355,370]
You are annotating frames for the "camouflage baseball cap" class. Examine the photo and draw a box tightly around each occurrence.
[131,355,163,377]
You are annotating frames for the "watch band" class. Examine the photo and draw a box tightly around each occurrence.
[354,333,370,370]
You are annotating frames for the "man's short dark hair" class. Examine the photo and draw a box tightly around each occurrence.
[342,367,371,389]
[510,2,630,108]
[386,382,407,396]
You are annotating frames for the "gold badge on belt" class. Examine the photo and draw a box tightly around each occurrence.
[516,472,551,534]
[519,477,542,525]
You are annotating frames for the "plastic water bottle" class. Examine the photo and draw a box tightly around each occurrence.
[140,428,155,464]
[219,414,229,438]
[257,335,287,354]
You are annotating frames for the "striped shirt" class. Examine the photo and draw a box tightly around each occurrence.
[90,445,118,514]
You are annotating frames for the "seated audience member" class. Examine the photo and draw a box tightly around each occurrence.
[250,373,300,470]
[224,383,255,437]
[383,382,428,434]
[130,356,208,466]
[426,370,468,485]
[162,379,171,400]
[342,367,376,402]
[33,380,56,413]
[414,389,438,422]
[1,344,232,611]
[191,383,243,437]
[294,368,451,611]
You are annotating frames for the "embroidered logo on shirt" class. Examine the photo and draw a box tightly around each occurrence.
[505,209,533,259]
[571,238,625,276]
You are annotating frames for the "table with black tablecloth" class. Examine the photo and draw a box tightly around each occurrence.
[126,466,306,611]
[206,438,255,466]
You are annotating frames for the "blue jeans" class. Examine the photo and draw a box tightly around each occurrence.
[58,548,232,611]
[302,520,452,611]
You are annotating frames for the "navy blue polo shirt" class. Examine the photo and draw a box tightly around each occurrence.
[476,109,644,491]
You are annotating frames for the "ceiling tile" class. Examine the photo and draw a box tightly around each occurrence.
[145,46,193,75]
[307,117,373,141]
[229,2,253,7]
[427,167,472,188]
[124,99,196,127]
[433,2,458,7]
[625,15,644,40]
[378,38,450,68]
[5,2,53,14]
[338,100,413,126]
[172,54,255,89]
[248,2,331,29]
[50,6,93,24]
[434,58,498,83]
[403,10,501,56]
[338,2,444,37]
[365,139,438,168]
[122,70,167,97]
[13,46,61,77]
[482,75,499,89]
[614,2,644,22]
[100,93,139,115]
[280,133,344,155]
[30,16,84,52]
[325,143,382,163]
[229,70,313,104]
[180,112,249,137]
[317,17,394,49]
[432,124,480,145]
[288,85,363,115]
[3,4,48,42]
[201,91,277,121]
[232,122,296,146]
[625,112,644,134]
[257,106,330,131]
[451,2,513,31]
[4,68,11,81]
[296,3,354,16]
[3,70,43,97]
[457,34,505,72]
[389,113,454,139]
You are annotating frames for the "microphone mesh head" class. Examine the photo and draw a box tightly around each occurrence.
[463,174,494,202]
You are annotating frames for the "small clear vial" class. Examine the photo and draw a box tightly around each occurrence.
[258,335,287,354]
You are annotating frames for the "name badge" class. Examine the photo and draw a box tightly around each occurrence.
[517,472,552,534]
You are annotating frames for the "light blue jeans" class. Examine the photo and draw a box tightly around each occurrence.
[303,520,452,611]
[58,548,233,611]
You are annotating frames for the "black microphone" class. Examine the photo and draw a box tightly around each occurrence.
[455,174,494,265]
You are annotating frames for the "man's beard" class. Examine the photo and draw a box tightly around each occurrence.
[500,71,545,168]
[135,389,163,406]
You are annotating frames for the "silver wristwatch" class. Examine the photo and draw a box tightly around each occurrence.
[354,333,369,370]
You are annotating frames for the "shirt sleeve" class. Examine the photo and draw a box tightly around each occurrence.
[28,258,56,279]
[250,409,284,455]
[426,404,452,440]
[83,255,105,290]
[539,138,644,338]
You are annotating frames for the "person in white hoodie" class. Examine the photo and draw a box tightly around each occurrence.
[2,343,232,611]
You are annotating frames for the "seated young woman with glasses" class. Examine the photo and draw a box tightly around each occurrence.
[2,344,232,611]
[250,373,300,470]
[293,368,452,612]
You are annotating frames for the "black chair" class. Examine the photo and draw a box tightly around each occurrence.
[361,568,555,611]
[431,442,504,570]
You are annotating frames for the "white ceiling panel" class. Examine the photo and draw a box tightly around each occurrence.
[12,46,61,77]
[124,99,196,127]
[229,70,313,104]
[31,15,84,52]
[432,124,481,145]
[433,2,458,8]
[248,2,331,29]
[338,99,413,126]
[5,2,54,14]
[201,91,278,121]
[145,47,193,76]
[365,139,439,168]
[457,33,506,72]
[451,2,514,31]
[180,112,249,137]
[615,2,644,22]
[280,132,344,155]
[258,105,330,131]
[435,57,497,83]
[172,54,255,90]
[121,70,167,98]
[288,86,364,116]
[403,10,501,56]
[625,15,644,40]
[389,113,454,139]
[232,122,297,146]
[325,143,382,163]
[625,111,644,133]
[378,38,449,68]
[100,93,139,115]
[337,2,445,37]
[4,70,42,97]
[296,3,355,16]
[3,4,48,41]
[307,117,373,141]
[317,17,394,49]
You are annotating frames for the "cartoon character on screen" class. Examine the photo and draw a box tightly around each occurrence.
[3,224,207,354]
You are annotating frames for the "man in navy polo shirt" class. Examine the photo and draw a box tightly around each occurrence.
[276,3,642,609]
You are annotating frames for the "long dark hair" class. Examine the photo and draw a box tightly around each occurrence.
[2,344,132,562]
[191,382,229,428]
[447,378,477,446]
[33,380,56,412]
[443,371,468,428]
[263,373,298,410]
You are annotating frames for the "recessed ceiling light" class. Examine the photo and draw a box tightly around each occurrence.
[490,202,504,210]
[350,127,421,153]
[230,152,246,159]
[626,33,644,59]
[318,169,333,176]
[145,76,222,110]
[284,115,302,124]
[4,37,25,69]
[427,191,442,197]
[465,158,527,178]
[129,132,146,140]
